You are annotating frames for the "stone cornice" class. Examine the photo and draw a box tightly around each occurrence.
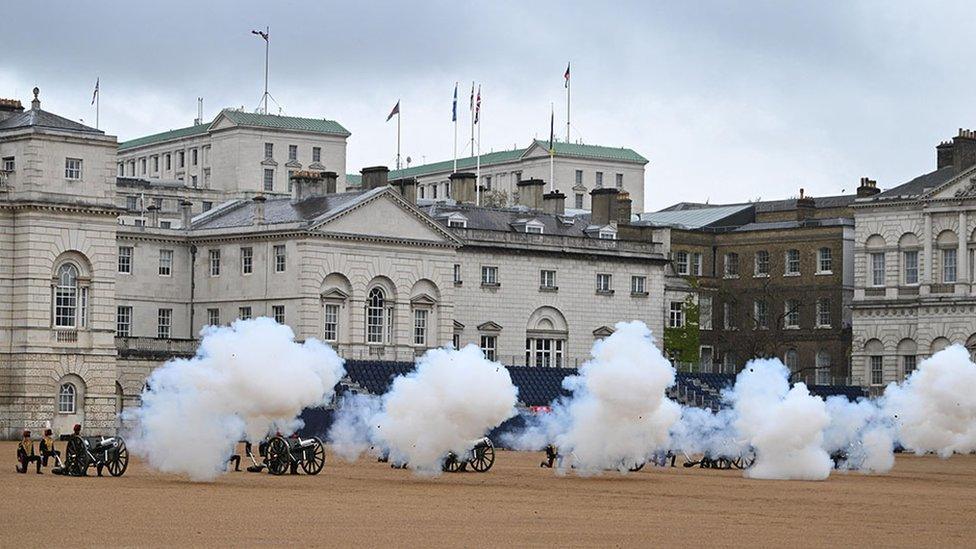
[0,199,122,217]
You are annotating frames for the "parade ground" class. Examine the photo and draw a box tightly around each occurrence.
[3,442,975,548]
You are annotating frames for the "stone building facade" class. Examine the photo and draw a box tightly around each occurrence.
[851,130,976,390]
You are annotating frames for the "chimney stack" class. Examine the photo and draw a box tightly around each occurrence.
[180,200,193,230]
[291,170,333,201]
[616,191,633,223]
[361,166,390,190]
[391,177,418,204]
[0,98,24,122]
[516,179,545,209]
[951,129,976,174]
[796,188,816,221]
[856,177,880,197]
[146,204,160,228]
[322,171,338,194]
[590,187,619,226]
[449,172,477,204]
[252,194,267,225]
[542,190,566,215]
[937,140,954,170]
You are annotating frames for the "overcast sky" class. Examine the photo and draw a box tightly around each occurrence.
[3,1,974,211]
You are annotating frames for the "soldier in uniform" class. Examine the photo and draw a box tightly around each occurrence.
[39,428,61,468]
[540,444,559,468]
[17,430,42,474]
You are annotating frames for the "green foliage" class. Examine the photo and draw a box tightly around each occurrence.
[663,293,701,365]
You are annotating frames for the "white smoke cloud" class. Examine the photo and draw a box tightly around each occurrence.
[124,318,345,481]
[329,345,518,474]
[505,321,680,474]
[883,344,976,457]
[822,396,894,473]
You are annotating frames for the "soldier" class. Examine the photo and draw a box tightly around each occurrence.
[17,430,42,474]
[39,428,61,469]
[227,442,242,472]
[72,423,105,476]
[540,444,559,468]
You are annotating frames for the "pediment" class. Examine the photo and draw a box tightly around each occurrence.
[592,325,614,337]
[208,112,238,132]
[311,188,462,245]
[521,141,551,159]
[285,160,303,169]
[308,162,327,170]
[453,320,465,331]
[321,288,350,301]
[921,165,976,200]
[477,321,503,332]
[410,293,438,306]
[261,158,278,167]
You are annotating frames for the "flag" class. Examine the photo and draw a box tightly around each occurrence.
[91,78,99,105]
[549,106,555,153]
[564,62,570,88]
[452,83,458,122]
[386,100,400,122]
[251,29,269,41]
[474,85,481,124]
[469,82,474,113]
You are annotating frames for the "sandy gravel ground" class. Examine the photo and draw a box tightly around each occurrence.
[3,441,975,548]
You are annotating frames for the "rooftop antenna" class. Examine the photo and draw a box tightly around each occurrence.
[251,26,271,114]
[194,97,203,125]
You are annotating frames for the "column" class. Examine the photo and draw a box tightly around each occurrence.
[959,210,969,291]
[922,212,933,293]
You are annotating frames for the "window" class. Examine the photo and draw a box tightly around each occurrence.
[312,147,321,162]
[134,219,145,227]
[272,305,285,324]
[599,229,616,240]
[785,299,800,328]
[432,184,438,199]
[668,302,684,328]
[204,168,211,186]
[540,269,556,289]
[413,309,428,346]
[870,253,885,286]
[116,306,132,337]
[484,175,492,190]
[264,142,274,159]
[754,299,768,329]
[785,349,799,372]
[724,253,739,277]
[160,221,172,230]
[2,156,14,171]
[596,273,612,293]
[263,169,274,192]
[323,304,339,341]
[575,170,583,185]
[753,250,769,276]
[870,355,883,386]
[65,158,83,179]
[903,251,919,285]
[140,158,146,175]
[615,173,623,188]
[690,253,702,276]
[902,355,916,378]
[152,156,159,173]
[448,218,466,229]
[165,153,171,171]
[157,308,172,339]
[240,247,253,275]
[274,245,286,272]
[191,148,198,166]
[575,193,583,209]
[191,175,198,188]
[126,196,138,210]
[785,249,800,275]
[943,249,957,283]
[366,288,385,344]
[288,144,297,161]
[675,251,689,275]
[153,197,163,209]
[631,275,646,294]
[816,352,832,385]
[118,246,132,274]
[595,172,603,188]
[818,247,832,273]
[481,266,498,285]
[202,201,213,212]
[699,296,712,330]
[526,338,564,368]
[816,298,831,327]
[58,383,76,414]
[239,306,252,321]
[453,264,462,284]
[480,335,497,361]
[723,302,735,330]
[452,333,460,349]
[207,308,220,326]
[418,186,425,199]
[158,250,173,276]
[209,249,221,276]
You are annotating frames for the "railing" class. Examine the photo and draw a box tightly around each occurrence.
[54,330,78,343]
[930,283,954,294]
[115,336,198,358]
[452,227,664,256]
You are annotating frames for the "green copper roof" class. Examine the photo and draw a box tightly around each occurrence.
[386,140,647,179]
[346,173,362,187]
[119,110,350,151]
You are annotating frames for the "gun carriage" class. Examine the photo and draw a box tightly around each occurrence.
[441,437,496,473]
[60,434,129,477]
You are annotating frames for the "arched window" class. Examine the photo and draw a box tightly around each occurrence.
[365,288,385,344]
[58,383,76,414]
[55,264,81,328]
[815,351,831,385]
[784,349,799,372]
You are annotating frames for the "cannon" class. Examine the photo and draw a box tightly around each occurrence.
[540,444,650,472]
[59,434,129,477]
[682,448,755,470]
[442,437,495,473]
[261,435,326,475]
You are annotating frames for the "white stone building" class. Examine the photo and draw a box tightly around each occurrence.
[851,130,976,390]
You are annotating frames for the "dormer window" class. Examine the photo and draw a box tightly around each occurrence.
[446,213,468,229]
[525,224,543,234]
[598,229,616,240]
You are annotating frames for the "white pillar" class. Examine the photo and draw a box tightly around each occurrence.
[959,210,968,289]
[923,212,933,288]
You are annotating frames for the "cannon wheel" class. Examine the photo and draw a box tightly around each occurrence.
[442,453,463,473]
[266,436,291,476]
[64,436,89,477]
[106,440,129,477]
[733,452,756,470]
[469,444,495,473]
[627,461,645,472]
[300,438,326,475]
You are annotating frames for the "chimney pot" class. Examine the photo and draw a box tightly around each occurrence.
[516,179,546,210]
[391,177,418,204]
[361,166,390,190]
[179,200,193,230]
[542,190,566,215]
[449,172,477,204]
[590,187,620,226]
[252,194,267,225]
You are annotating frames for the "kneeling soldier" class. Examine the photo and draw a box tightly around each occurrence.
[17,430,42,474]
[40,429,61,469]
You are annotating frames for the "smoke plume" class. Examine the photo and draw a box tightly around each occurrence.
[329,345,518,474]
[124,318,345,481]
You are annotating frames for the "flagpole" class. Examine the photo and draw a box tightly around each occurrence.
[470,81,475,158]
[396,107,401,170]
[476,97,481,206]
[453,83,458,174]
[550,103,555,193]
[566,62,571,143]
[263,26,270,114]
[96,83,100,130]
